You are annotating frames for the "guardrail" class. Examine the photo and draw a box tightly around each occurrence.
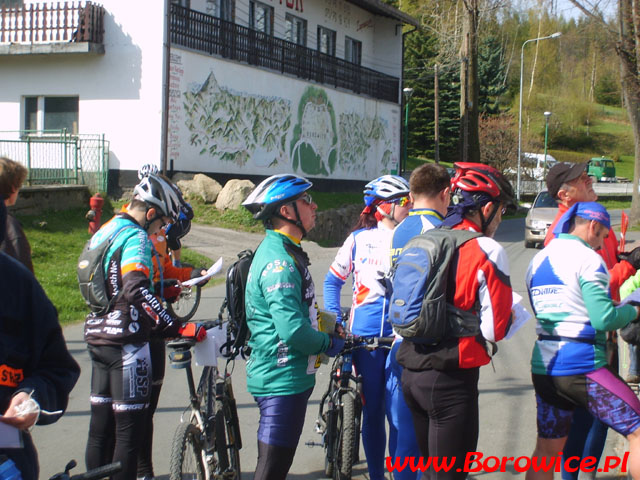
[520,179,638,197]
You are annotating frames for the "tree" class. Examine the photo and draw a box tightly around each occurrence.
[478,34,508,114]
[479,113,518,172]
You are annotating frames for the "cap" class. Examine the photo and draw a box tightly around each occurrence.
[552,201,610,236]
[546,162,588,198]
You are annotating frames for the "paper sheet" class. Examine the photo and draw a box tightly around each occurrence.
[0,420,22,448]
[182,257,223,287]
[505,292,532,340]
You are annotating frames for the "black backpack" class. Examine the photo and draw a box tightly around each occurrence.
[388,228,482,344]
[219,248,255,359]
[77,226,135,315]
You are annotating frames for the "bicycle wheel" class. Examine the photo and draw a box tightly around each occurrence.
[338,393,356,479]
[213,383,241,479]
[167,285,202,322]
[169,422,206,480]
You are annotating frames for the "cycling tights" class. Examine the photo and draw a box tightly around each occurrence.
[86,343,151,480]
[401,367,480,480]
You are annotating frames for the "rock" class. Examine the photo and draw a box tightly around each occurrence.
[178,174,222,203]
[306,204,362,246]
[216,179,255,210]
[170,172,195,183]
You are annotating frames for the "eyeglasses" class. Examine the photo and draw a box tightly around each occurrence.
[298,193,313,205]
[392,196,411,207]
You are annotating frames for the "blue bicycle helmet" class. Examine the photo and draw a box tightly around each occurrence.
[363,175,410,207]
[242,174,313,220]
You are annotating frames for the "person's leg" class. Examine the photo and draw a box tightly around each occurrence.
[526,437,568,480]
[401,368,430,459]
[386,340,421,480]
[137,337,165,479]
[253,388,313,480]
[353,347,388,480]
[627,344,640,383]
[560,408,593,480]
[86,345,116,470]
[110,343,152,480]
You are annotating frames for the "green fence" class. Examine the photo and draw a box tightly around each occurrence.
[0,130,109,192]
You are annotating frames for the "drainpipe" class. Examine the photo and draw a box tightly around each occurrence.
[160,0,171,175]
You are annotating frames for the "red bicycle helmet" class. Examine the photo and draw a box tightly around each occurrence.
[451,162,515,208]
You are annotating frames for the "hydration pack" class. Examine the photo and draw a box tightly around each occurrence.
[388,228,482,344]
[77,226,135,315]
[219,248,255,359]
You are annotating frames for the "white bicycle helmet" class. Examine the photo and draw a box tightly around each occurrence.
[137,163,160,180]
[363,175,410,207]
[134,174,183,222]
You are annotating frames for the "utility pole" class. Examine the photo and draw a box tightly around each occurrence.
[434,63,440,164]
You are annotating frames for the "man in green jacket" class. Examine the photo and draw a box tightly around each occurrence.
[242,174,344,480]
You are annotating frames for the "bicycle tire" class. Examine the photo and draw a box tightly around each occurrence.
[338,393,356,480]
[323,393,336,478]
[167,285,202,322]
[169,422,206,480]
[69,462,122,480]
[213,383,241,479]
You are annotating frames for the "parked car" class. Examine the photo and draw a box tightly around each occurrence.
[525,190,558,248]
[587,157,616,182]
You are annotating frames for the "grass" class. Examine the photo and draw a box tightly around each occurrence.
[18,204,212,325]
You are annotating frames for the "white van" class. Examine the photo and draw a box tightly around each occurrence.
[520,153,557,181]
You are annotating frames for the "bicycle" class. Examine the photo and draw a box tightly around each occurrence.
[48,459,122,480]
[166,282,202,322]
[312,332,394,480]
[167,319,242,480]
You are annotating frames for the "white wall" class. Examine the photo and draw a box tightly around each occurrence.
[0,0,166,173]
[169,48,401,181]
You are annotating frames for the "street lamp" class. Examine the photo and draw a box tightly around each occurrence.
[402,87,414,177]
[517,32,562,201]
[543,111,552,179]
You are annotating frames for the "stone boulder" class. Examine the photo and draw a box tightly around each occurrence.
[177,174,222,203]
[216,179,255,210]
[170,172,195,183]
[306,204,362,247]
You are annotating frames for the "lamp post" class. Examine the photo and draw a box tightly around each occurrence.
[543,111,552,179]
[402,87,414,177]
[517,32,562,201]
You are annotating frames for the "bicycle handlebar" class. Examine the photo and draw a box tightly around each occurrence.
[49,460,122,480]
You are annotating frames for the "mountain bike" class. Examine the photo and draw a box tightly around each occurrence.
[48,459,121,480]
[167,319,242,480]
[166,282,202,322]
[313,333,394,480]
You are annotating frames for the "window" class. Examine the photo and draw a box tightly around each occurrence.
[250,1,273,35]
[171,0,190,7]
[317,26,336,56]
[206,0,234,21]
[345,36,361,64]
[23,96,79,134]
[285,14,306,46]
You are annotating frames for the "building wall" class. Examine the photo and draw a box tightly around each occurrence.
[169,48,400,181]
[189,0,402,78]
[0,1,165,173]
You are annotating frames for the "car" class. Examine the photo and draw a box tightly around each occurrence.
[587,157,616,182]
[524,190,558,248]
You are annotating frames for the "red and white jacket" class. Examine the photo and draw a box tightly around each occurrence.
[396,219,513,371]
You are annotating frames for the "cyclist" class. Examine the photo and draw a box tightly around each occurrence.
[0,200,80,480]
[388,163,450,480]
[83,173,206,480]
[543,162,640,479]
[324,174,412,480]
[525,202,640,480]
[242,174,344,480]
[396,162,515,479]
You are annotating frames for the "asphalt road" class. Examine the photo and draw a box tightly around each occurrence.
[33,215,638,479]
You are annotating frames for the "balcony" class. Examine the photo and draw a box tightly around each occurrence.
[170,4,399,104]
[0,1,105,56]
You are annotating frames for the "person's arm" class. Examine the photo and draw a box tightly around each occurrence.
[260,256,330,355]
[477,240,513,343]
[621,270,640,299]
[581,271,637,331]
[323,234,355,317]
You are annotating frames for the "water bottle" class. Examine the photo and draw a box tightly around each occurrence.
[0,457,22,480]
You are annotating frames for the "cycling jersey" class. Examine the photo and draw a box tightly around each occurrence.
[245,229,330,397]
[324,223,394,337]
[83,214,180,346]
[390,208,443,264]
[150,230,193,283]
[396,218,513,371]
[545,203,634,301]
[527,233,636,376]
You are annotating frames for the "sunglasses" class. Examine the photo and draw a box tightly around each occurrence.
[298,193,313,205]
[392,196,411,207]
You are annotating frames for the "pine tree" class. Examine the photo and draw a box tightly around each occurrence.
[478,34,508,115]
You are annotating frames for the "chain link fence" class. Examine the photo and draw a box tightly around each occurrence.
[0,130,109,192]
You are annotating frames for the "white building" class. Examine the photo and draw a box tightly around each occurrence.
[0,0,417,192]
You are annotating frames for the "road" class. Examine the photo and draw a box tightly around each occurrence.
[33,215,637,479]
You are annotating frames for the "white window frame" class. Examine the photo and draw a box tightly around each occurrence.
[345,36,362,65]
[317,26,336,56]
[285,13,306,46]
[250,1,273,35]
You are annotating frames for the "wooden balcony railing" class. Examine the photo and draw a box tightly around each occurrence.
[0,1,104,44]
[170,4,399,104]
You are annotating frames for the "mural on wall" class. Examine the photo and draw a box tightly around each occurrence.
[290,87,338,176]
[338,112,393,175]
[183,71,292,168]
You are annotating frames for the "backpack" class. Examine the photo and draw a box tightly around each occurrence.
[388,228,482,344]
[77,226,135,315]
[218,248,255,359]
